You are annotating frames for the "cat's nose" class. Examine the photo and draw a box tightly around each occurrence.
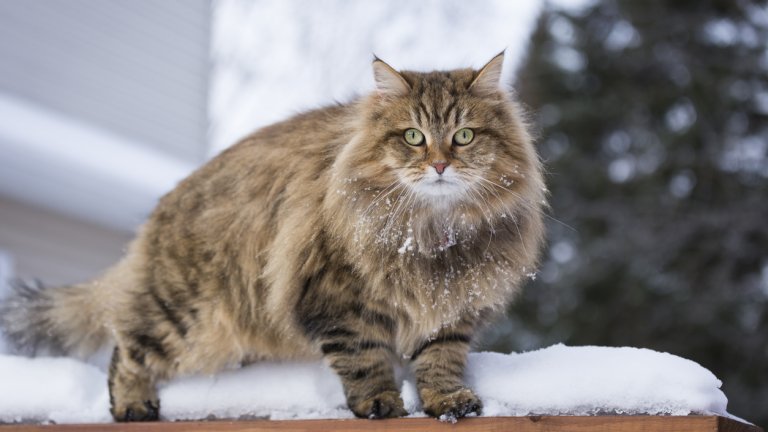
[432,161,449,175]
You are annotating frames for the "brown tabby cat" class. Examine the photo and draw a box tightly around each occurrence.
[0,52,545,422]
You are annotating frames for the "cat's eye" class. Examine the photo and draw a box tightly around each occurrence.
[453,128,474,146]
[404,128,425,146]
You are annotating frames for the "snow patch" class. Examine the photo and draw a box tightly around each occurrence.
[0,344,731,424]
[0,355,111,424]
[397,236,413,254]
[467,344,727,417]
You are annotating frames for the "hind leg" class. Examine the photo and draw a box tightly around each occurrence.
[108,347,160,421]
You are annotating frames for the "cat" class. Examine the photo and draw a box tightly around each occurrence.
[0,52,545,422]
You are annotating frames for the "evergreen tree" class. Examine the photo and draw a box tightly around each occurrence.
[483,0,768,425]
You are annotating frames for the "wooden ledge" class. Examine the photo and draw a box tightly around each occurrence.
[2,416,762,432]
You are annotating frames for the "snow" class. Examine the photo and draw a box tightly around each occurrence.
[0,356,110,424]
[160,361,349,421]
[0,344,732,424]
[397,236,414,254]
[467,345,727,417]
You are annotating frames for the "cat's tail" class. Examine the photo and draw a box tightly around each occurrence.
[0,279,111,357]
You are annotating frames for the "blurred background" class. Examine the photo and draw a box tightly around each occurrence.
[0,0,765,426]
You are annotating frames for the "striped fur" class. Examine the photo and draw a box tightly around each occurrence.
[0,53,546,421]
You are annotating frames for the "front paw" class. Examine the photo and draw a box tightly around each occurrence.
[111,399,160,422]
[350,390,408,419]
[422,387,482,421]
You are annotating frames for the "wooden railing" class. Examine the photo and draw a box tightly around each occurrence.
[1,416,762,432]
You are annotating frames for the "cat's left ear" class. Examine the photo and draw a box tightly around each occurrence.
[372,56,410,97]
[469,51,506,96]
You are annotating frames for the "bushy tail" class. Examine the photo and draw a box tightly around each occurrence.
[0,280,111,357]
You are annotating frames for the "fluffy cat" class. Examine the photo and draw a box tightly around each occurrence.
[0,52,545,422]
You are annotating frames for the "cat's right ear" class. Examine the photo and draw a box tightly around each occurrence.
[372,56,410,97]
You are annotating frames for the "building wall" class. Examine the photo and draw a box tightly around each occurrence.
[0,196,133,287]
[0,0,211,163]
[0,1,211,288]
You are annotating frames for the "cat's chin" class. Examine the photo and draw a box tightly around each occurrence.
[413,180,465,206]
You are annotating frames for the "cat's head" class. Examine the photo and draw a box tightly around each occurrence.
[334,52,543,229]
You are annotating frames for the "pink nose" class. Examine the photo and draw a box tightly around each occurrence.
[432,161,449,175]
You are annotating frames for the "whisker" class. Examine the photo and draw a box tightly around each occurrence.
[463,172,576,233]
[382,185,411,240]
[360,180,402,219]
[466,185,497,253]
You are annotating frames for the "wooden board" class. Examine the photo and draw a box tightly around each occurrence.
[1,416,762,432]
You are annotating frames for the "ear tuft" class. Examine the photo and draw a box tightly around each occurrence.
[469,51,506,96]
[372,57,410,97]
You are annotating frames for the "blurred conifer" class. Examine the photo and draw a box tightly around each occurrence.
[484,0,768,425]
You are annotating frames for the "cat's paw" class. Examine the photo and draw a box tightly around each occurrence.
[351,390,408,419]
[422,387,482,421]
[111,399,160,422]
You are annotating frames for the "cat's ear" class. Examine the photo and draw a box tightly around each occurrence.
[372,56,410,97]
[469,51,506,96]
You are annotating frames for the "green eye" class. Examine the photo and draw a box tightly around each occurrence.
[453,128,474,146]
[404,128,425,146]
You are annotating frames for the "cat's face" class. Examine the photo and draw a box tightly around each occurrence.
[353,53,534,212]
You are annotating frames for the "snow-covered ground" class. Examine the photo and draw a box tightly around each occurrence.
[0,344,731,424]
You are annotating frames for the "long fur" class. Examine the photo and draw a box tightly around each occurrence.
[0,280,109,357]
[0,54,546,422]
